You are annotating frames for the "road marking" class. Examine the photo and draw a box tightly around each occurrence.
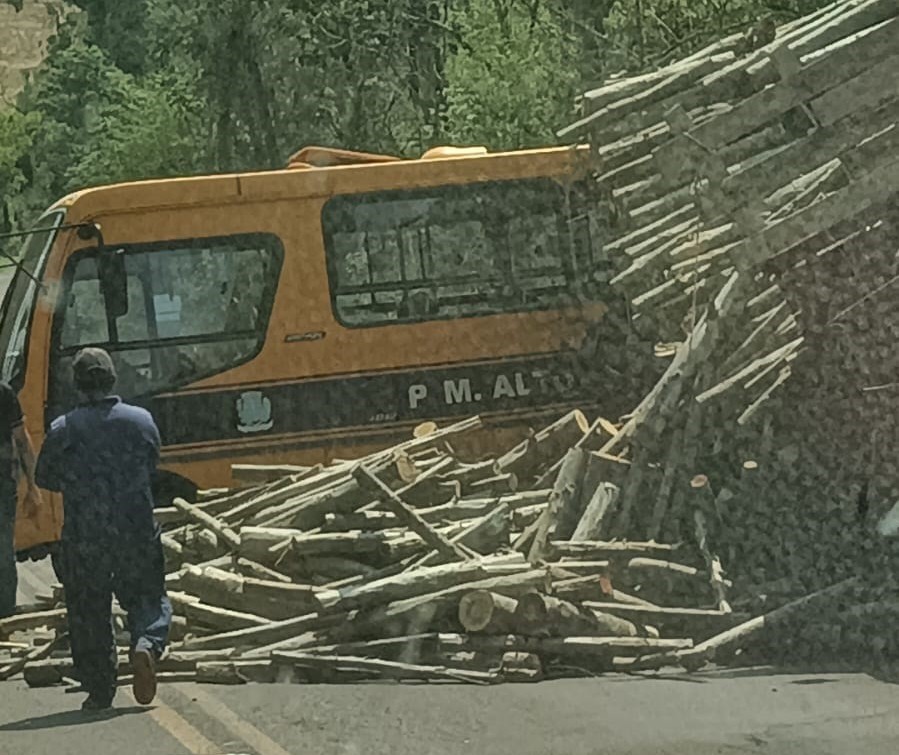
[183,683,294,755]
[123,688,221,755]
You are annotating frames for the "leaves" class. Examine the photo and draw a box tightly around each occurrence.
[1,0,838,223]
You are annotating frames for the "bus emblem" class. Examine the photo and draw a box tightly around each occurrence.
[236,391,274,433]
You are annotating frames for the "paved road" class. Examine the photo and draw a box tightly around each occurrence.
[3,666,899,755]
[9,562,899,755]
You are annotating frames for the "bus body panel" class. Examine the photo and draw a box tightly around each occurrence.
[11,145,612,553]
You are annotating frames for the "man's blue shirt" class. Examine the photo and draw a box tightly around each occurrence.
[36,396,161,543]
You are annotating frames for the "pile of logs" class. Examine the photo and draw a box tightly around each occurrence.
[561,0,899,594]
[1,413,756,687]
[5,0,899,688]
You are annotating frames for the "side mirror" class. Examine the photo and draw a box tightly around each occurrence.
[78,222,129,319]
[98,249,129,319]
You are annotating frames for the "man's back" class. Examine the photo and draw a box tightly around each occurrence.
[36,396,161,542]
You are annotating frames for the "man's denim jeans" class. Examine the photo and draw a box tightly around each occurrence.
[0,489,16,618]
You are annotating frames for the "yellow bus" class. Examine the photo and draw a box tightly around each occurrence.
[5,143,624,556]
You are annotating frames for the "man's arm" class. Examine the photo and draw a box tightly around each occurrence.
[13,423,38,489]
[35,418,66,494]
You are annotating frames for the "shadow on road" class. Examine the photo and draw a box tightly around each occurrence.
[0,706,147,731]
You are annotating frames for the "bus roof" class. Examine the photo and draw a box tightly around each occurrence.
[50,143,590,219]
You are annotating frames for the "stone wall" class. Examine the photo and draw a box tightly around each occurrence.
[0,1,65,103]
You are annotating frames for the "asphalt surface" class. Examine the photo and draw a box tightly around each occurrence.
[4,662,899,755]
[7,564,899,755]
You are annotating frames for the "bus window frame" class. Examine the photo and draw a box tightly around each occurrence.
[0,209,65,391]
[321,176,604,330]
[47,231,285,407]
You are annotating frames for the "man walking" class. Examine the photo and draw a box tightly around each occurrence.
[0,381,41,619]
[36,347,172,711]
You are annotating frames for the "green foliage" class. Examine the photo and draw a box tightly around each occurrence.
[443,0,579,149]
[0,107,39,235]
[0,0,839,223]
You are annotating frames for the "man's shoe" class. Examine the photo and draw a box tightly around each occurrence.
[81,696,113,713]
[131,647,157,705]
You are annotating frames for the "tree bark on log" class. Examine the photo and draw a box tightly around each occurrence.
[0,609,66,636]
[500,651,543,682]
[231,464,317,486]
[320,555,529,612]
[412,504,512,570]
[571,483,620,542]
[172,497,241,551]
[180,565,322,619]
[515,593,639,638]
[196,660,278,685]
[352,465,473,562]
[673,577,863,671]
[496,410,590,483]
[529,448,588,562]
[458,591,521,633]
[178,610,350,651]
[272,651,499,684]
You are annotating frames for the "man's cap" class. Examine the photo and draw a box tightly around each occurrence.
[72,347,117,385]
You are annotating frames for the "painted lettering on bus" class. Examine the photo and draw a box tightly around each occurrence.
[407,372,535,410]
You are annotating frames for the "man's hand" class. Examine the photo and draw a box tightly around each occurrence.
[22,484,42,518]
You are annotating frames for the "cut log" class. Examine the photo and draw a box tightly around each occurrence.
[501,651,543,682]
[393,456,457,507]
[496,410,590,482]
[352,465,472,562]
[322,511,399,532]
[271,651,499,684]
[179,599,271,633]
[458,591,521,633]
[0,609,66,636]
[468,474,519,495]
[180,565,321,619]
[515,593,639,638]
[549,542,677,559]
[239,527,415,564]
[178,610,350,651]
[299,634,441,661]
[235,558,293,584]
[529,448,588,562]
[319,555,529,612]
[541,636,693,656]
[413,504,512,569]
[419,491,551,522]
[438,460,501,487]
[0,634,66,682]
[172,497,241,551]
[340,570,549,645]
[571,483,620,542]
[674,577,863,671]
[231,464,316,486]
[196,660,277,685]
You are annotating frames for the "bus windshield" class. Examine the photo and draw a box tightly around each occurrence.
[0,210,65,389]
[48,232,282,416]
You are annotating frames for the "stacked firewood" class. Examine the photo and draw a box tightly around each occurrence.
[0,413,755,687]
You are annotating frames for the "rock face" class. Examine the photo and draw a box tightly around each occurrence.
[0,1,65,102]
